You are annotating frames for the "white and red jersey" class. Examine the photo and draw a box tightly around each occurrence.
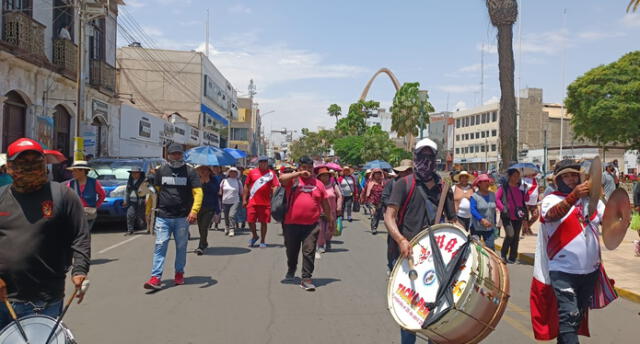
[530,191,605,340]
[521,177,539,206]
[540,192,604,274]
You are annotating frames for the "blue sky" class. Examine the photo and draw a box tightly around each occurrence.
[121,0,640,141]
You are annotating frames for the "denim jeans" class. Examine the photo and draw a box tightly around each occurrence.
[471,228,496,251]
[549,269,599,344]
[341,195,353,219]
[0,299,63,329]
[151,217,190,277]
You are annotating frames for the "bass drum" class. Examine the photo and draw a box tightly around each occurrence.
[0,314,76,344]
[387,224,510,344]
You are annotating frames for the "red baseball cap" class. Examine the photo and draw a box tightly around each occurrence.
[7,138,45,160]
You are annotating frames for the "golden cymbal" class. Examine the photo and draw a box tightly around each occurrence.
[602,188,631,250]
[587,156,602,218]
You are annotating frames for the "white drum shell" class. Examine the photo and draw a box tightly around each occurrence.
[0,314,76,344]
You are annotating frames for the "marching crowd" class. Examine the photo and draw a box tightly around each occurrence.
[0,135,638,344]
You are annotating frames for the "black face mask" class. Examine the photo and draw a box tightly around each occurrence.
[414,149,436,182]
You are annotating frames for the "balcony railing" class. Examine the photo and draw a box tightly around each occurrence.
[1,11,45,58]
[89,59,115,93]
[52,39,77,80]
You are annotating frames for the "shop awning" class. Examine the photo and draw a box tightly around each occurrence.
[201,104,228,126]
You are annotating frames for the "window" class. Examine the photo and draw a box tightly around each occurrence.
[89,18,105,61]
[486,130,490,137]
[481,131,486,138]
[465,117,469,127]
[455,148,460,154]
[456,119,460,128]
[3,0,32,16]
[464,134,469,140]
[231,128,249,141]
[470,116,475,126]
[481,145,485,152]
[456,135,460,141]
[475,132,479,139]
[464,147,469,154]
[492,144,497,151]
[53,105,71,158]
[475,114,480,124]
[492,129,497,136]
[482,113,487,123]
[492,111,497,122]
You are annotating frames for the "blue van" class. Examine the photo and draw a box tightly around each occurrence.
[88,158,165,222]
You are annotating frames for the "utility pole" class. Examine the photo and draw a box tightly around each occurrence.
[74,0,86,161]
[543,129,548,185]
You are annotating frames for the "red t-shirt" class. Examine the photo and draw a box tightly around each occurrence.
[284,177,327,225]
[245,168,279,207]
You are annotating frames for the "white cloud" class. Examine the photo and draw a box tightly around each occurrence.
[195,35,367,92]
[577,31,626,40]
[438,85,481,93]
[228,4,252,14]
[484,96,499,105]
[622,13,640,28]
[480,29,569,56]
[454,101,467,112]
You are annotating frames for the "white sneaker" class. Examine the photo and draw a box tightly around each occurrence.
[229,229,235,237]
[224,228,230,235]
[315,252,321,259]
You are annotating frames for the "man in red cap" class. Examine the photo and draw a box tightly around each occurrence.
[0,138,90,329]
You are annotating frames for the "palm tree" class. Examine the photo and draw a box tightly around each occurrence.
[391,82,433,151]
[629,0,640,12]
[486,0,518,170]
[327,104,342,126]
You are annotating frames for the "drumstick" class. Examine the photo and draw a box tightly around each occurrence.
[44,280,90,344]
[3,299,30,344]
[435,180,449,224]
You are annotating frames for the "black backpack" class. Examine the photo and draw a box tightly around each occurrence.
[271,179,298,223]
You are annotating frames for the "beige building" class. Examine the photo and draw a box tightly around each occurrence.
[116,47,237,148]
[1,0,120,158]
[230,97,262,156]
[453,103,500,171]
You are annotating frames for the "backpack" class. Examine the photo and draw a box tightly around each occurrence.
[270,179,298,223]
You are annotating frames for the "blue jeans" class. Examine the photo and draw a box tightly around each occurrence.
[401,329,417,344]
[151,217,190,277]
[0,299,63,329]
[471,228,496,251]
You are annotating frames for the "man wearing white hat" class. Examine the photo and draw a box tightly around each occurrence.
[384,137,455,344]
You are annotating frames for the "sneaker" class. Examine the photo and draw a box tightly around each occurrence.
[317,246,326,254]
[144,276,162,290]
[348,217,353,222]
[259,243,267,248]
[285,272,295,282]
[228,229,235,237]
[506,258,517,264]
[315,252,321,259]
[224,228,230,235]
[195,248,204,256]
[300,278,316,291]
[372,228,378,235]
[124,231,134,236]
[174,272,185,285]
[249,236,260,247]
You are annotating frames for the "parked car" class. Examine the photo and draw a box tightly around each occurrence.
[88,158,165,222]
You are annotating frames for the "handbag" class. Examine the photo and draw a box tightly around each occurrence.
[507,186,528,221]
[84,207,97,221]
[631,211,640,231]
[589,223,618,309]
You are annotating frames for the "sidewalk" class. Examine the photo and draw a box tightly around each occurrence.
[497,222,640,303]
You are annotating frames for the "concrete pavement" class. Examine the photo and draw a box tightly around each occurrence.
[61,215,639,343]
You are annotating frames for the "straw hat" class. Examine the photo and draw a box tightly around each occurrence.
[67,160,91,170]
[453,170,475,182]
[227,167,240,175]
[393,159,414,172]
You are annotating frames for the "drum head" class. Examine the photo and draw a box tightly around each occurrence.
[0,315,73,344]
[387,224,472,331]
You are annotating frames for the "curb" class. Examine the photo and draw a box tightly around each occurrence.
[495,243,640,304]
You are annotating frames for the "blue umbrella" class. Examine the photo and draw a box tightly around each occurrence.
[223,148,248,159]
[364,160,392,170]
[185,146,236,166]
[508,162,540,176]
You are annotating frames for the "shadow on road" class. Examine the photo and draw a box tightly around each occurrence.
[367,230,388,235]
[90,258,118,265]
[183,276,218,288]
[313,278,341,287]
[328,248,349,253]
[330,240,344,245]
[203,246,251,256]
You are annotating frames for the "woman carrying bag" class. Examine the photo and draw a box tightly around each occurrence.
[67,160,106,230]
[496,167,528,263]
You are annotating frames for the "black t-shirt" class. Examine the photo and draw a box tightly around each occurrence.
[154,164,201,218]
[387,173,456,240]
[0,182,91,301]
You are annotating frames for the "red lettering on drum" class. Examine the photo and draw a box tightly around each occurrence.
[395,283,431,320]
[444,238,458,253]
[435,235,445,249]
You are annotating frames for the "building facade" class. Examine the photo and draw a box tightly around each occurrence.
[426,111,454,170]
[0,0,120,158]
[116,47,236,148]
[231,97,261,156]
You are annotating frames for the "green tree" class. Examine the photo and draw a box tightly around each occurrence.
[629,0,640,12]
[388,147,413,166]
[361,126,396,162]
[390,82,434,151]
[288,128,333,161]
[333,135,366,166]
[565,51,640,150]
[327,104,342,125]
[486,0,518,169]
[335,100,379,136]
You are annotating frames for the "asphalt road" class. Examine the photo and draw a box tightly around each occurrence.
[63,215,639,344]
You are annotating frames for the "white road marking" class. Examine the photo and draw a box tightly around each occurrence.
[98,236,140,254]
